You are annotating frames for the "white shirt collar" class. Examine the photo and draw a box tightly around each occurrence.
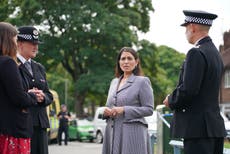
[194,36,207,46]
[17,53,31,64]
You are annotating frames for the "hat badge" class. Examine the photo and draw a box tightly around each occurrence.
[33,30,39,39]
[33,30,38,35]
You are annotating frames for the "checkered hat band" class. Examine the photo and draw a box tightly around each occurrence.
[18,34,33,40]
[185,16,213,25]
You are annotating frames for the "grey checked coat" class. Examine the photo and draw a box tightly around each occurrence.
[102,74,154,154]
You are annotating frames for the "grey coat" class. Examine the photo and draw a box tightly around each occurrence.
[102,74,154,154]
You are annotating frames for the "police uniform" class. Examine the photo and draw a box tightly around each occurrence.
[17,26,53,154]
[168,10,226,154]
[57,105,71,146]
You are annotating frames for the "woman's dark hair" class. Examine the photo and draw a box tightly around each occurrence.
[115,47,143,77]
[0,22,18,59]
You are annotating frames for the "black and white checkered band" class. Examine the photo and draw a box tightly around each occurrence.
[185,16,213,25]
[18,34,33,40]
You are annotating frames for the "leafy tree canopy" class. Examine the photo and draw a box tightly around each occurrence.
[1,0,185,115]
[0,0,154,116]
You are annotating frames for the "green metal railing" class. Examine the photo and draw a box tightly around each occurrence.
[156,105,230,154]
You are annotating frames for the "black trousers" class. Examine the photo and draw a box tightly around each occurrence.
[184,137,224,154]
[58,126,69,145]
[31,126,48,154]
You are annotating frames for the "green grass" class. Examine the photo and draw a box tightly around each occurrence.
[224,140,230,149]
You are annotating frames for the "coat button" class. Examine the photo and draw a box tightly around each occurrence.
[182,109,186,112]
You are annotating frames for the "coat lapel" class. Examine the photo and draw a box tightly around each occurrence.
[31,60,39,76]
[117,74,135,93]
[17,58,33,77]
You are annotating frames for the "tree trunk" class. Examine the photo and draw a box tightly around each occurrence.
[75,92,85,118]
[91,102,95,117]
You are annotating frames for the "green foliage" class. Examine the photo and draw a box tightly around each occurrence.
[0,0,154,117]
[0,0,185,115]
[137,41,185,107]
[157,45,185,87]
[154,45,185,105]
[45,63,73,107]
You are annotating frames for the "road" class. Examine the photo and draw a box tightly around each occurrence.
[49,141,102,154]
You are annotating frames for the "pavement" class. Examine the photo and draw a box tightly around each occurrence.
[49,141,102,154]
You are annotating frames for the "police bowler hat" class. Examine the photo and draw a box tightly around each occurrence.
[181,10,217,26]
[17,26,42,44]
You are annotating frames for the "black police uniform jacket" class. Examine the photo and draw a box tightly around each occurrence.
[168,36,226,139]
[18,59,53,129]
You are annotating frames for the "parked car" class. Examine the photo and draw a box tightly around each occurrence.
[93,107,107,143]
[145,111,157,141]
[220,112,230,140]
[68,118,94,142]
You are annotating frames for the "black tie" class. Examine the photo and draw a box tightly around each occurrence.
[24,61,33,75]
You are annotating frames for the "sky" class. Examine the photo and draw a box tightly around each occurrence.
[139,0,230,54]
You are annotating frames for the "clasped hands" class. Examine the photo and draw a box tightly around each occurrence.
[28,87,45,103]
[104,106,124,118]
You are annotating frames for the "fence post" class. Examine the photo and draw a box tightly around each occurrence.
[169,140,183,154]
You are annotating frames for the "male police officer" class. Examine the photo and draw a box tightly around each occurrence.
[17,26,53,154]
[57,104,71,145]
[163,10,226,154]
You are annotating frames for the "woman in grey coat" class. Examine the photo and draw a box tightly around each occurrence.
[102,47,154,154]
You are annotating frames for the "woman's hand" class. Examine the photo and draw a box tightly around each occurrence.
[111,107,124,117]
[104,107,113,117]
[104,107,124,117]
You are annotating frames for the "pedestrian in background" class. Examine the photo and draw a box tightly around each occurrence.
[0,22,40,154]
[163,10,226,154]
[102,47,154,154]
[57,104,71,145]
[17,26,53,154]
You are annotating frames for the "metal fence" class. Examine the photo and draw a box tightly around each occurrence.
[156,109,230,154]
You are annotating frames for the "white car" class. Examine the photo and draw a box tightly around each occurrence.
[145,111,157,141]
[220,112,230,139]
[93,107,107,143]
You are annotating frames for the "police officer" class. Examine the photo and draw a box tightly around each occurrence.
[17,26,53,154]
[57,104,71,145]
[163,10,226,154]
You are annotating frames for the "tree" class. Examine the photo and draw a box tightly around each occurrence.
[0,0,154,117]
[137,40,159,104]
[1,0,185,113]
[155,45,185,106]
[137,41,185,107]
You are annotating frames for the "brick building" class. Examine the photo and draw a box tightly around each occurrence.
[220,30,230,107]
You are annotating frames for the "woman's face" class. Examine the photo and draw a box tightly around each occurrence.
[119,51,138,75]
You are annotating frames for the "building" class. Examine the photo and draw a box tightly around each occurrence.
[220,30,230,114]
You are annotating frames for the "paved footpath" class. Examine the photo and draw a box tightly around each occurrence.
[49,141,102,154]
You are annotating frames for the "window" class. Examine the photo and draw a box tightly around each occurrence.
[225,69,230,88]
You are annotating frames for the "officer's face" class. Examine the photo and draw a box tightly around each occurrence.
[18,41,38,60]
[185,24,194,44]
[61,106,67,111]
